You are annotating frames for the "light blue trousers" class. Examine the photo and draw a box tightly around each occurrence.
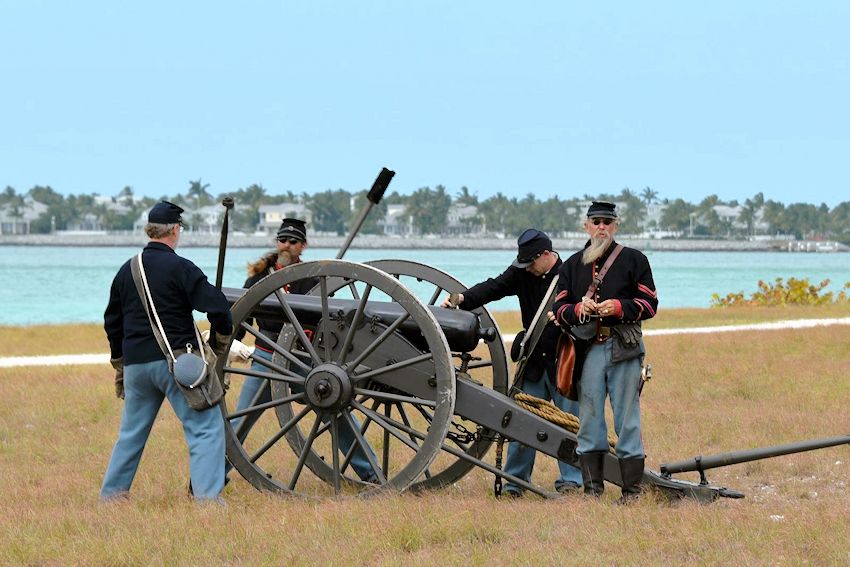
[504,369,584,492]
[576,339,645,459]
[101,359,225,500]
[230,348,378,481]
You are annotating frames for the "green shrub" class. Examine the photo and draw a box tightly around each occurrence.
[710,277,850,307]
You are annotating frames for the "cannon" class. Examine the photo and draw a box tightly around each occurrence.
[211,170,848,502]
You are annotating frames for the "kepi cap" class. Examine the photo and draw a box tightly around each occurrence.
[276,218,307,242]
[586,201,618,219]
[148,200,184,224]
[512,228,552,268]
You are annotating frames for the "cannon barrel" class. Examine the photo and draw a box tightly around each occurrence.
[660,434,850,475]
[222,286,492,353]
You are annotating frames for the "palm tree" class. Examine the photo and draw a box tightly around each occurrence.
[118,186,135,206]
[455,186,478,206]
[640,186,659,206]
[187,179,212,207]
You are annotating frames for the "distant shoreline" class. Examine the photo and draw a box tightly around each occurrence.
[2,233,846,252]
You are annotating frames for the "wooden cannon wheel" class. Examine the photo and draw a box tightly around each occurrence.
[218,260,457,496]
[276,259,509,492]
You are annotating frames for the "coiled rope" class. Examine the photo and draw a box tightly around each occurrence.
[513,392,617,454]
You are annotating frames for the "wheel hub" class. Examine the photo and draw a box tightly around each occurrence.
[304,363,353,411]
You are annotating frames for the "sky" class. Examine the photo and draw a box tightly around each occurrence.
[2,2,849,207]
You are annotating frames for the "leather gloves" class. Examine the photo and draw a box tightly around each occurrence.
[613,323,642,348]
[209,331,232,362]
[110,357,124,399]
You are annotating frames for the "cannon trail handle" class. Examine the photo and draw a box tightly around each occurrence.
[336,167,395,259]
[215,197,235,290]
[660,434,850,476]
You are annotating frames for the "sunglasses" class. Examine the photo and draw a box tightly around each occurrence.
[591,218,614,226]
[279,238,303,245]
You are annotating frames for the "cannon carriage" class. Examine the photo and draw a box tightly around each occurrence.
[210,171,848,502]
[215,259,744,501]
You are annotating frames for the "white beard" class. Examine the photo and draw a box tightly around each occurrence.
[277,250,294,267]
[582,234,613,265]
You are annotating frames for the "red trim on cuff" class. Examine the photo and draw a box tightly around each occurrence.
[613,299,623,318]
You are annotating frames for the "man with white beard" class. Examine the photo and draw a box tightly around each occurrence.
[552,201,658,502]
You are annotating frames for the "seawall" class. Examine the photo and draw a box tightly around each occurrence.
[0,233,846,252]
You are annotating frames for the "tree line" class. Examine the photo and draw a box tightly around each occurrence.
[2,182,849,243]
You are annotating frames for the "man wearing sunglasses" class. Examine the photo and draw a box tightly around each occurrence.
[440,228,583,497]
[552,201,658,502]
[228,218,379,484]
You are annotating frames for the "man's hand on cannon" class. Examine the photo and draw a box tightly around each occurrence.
[202,330,253,362]
[110,357,124,399]
[440,292,464,309]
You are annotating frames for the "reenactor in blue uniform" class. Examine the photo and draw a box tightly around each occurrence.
[552,201,658,502]
[101,201,232,501]
[442,229,583,496]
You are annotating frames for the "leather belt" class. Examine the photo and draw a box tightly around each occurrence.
[594,326,613,343]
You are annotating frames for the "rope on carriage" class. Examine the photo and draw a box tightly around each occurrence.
[512,392,617,454]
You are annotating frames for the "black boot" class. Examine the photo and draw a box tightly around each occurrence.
[579,452,606,497]
[617,457,645,504]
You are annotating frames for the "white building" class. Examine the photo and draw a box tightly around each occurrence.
[379,204,414,236]
[0,199,47,234]
[257,203,312,235]
[445,204,482,236]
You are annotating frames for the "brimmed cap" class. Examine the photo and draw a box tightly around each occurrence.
[586,201,618,219]
[512,228,552,268]
[276,218,307,242]
[148,201,184,224]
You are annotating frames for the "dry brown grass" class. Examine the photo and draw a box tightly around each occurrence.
[1,314,849,564]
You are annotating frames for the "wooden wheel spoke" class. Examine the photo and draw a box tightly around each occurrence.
[352,399,421,455]
[287,414,322,491]
[345,311,411,371]
[426,284,444,306]
[329,414,341,494]
[227,390,305,421]
[352,352,433,382]
[353,387,436,408]
[341,409,386,484]
[239,322,312,373]
[382,403,392,476]
[335,284,372,365]
[224,363,305,385]
[249,404,312,464]
[270,288,322,365]
[318,277,332,361]
[395,403,431,479]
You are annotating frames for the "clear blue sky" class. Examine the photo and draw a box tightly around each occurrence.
[2,2,848,206]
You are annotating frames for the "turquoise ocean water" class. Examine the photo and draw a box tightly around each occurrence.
[0,245,847,326]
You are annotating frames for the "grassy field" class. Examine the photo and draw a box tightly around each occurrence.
[1,309,849,565]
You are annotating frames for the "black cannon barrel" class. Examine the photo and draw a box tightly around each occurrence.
[660,434,850,475]
[222,286,491,353]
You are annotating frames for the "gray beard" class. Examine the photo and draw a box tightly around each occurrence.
[582,235,613,265]
[277,250,294,267]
